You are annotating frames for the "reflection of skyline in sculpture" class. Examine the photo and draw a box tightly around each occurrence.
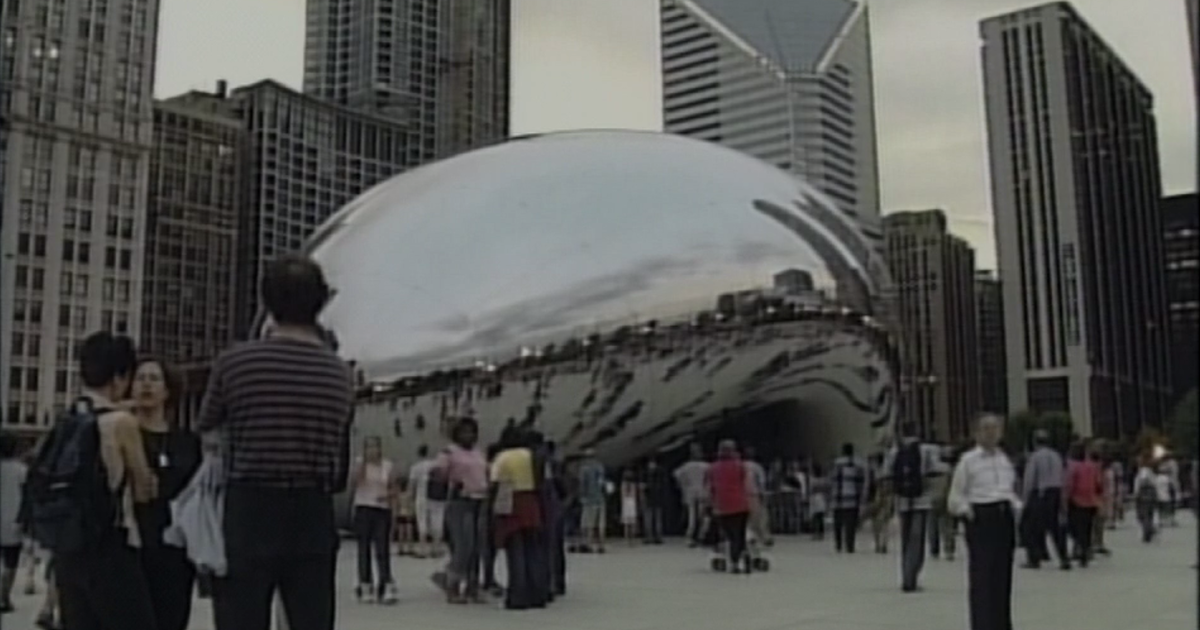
[303,130,895,476]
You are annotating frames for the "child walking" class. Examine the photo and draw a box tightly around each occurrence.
[621,470,639,545]
[394,476,416,557]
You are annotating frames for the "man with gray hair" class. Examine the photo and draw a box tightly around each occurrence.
[948,414,1021,630]
[1021,430,1071,570]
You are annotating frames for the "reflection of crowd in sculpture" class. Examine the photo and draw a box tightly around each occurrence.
[355,303,899,447]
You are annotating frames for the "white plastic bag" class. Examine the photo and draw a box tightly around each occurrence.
[163,454,227,577]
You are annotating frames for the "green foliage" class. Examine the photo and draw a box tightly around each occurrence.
[1165,389,1198,459]
[1004,409,1075,454]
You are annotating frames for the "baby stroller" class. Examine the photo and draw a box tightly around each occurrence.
[709,520,770,573]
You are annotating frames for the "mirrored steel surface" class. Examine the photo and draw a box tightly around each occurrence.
[305,130,897,472]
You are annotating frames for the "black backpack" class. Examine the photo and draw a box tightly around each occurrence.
[26,398,122,554]
[426,463,450,502]
[892,442,925,499]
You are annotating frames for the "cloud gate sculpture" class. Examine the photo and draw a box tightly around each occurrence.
[302,130,897,476]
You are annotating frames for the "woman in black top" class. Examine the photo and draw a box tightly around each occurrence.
[131,358,202,630]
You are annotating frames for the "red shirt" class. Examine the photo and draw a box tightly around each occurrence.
[1066,460,1104,508]
[709,459,750,516]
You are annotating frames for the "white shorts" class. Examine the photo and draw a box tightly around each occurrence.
[414,498,446,542]
[580,502,606,532]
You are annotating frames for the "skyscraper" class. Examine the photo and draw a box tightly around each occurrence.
[1,0,160,430]
[226,80,413,336]
[302,0,510,161]
[142,84,246,366]
[883,210,980,442]
[1163,193,1198,404]
[659,0,881,224]
[981,3,1172,438]
[1187,0,1198,100]
[975,270,1009,416]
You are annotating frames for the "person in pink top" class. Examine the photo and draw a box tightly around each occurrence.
[432,417,489,603]
[708,440,753,573]
[1063,442,1104,567]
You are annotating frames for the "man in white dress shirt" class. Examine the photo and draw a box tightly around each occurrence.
[948,414,1022,630]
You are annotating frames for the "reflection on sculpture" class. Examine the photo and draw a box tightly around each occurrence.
[298,130,897,475]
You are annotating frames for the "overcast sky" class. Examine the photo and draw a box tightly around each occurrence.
[155,0,1196,269]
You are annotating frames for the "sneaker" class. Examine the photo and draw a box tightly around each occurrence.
[378,583,399,605]
[355,583,374,604]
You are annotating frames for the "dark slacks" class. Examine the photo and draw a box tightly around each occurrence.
[56,535,158,630]
[213,486,338,630]
[1067,504,1097,564]
[353,505,394,588]
[716,512,750,563]
[548,507,566,596]
[832,507,860,552]
[642,505,664,542]
[1024,489,1069,566]
[504,528,549,610]
[965,502,1015,630]
[141,542,197,630]
[899,510,928,590]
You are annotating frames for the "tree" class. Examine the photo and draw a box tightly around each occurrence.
[1003,409,1040,454]
[1134,426,1168,463]
[1037,411,1075,454]
[1003,410,1075,455]
[1166,389,1198,459]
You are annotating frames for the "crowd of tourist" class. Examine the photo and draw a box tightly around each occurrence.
[0,253,1193,630]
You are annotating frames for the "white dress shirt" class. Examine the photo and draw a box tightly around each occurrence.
[947,446,1022,517]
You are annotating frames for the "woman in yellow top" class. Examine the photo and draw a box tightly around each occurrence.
[490,429,549,610]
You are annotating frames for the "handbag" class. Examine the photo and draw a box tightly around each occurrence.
[493,481,514,516]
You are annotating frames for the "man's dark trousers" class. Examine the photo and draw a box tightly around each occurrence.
[833,507,860,552]
[213,486,339,630]
[1025,488,1069,567]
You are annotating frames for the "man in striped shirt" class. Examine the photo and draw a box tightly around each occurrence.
[199,255,353,630]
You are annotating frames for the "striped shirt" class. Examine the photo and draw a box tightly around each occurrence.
[196,337,353,492]
[829,456,868,510]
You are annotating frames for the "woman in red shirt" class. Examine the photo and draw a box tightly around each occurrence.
[708,440,753,573]
[1064,442,1104,567]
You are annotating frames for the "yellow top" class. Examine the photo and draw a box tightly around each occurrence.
[490,447,535,492]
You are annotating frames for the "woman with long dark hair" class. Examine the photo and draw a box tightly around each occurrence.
[131,358,202,630]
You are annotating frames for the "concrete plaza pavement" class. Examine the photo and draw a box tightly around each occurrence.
[7,516,1195,630]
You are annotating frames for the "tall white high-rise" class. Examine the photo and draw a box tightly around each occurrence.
[659,0,881,224]
[1,0,160,431]
[981,2,1172,438]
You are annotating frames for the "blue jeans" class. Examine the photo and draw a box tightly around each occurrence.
[445,499,486,595]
